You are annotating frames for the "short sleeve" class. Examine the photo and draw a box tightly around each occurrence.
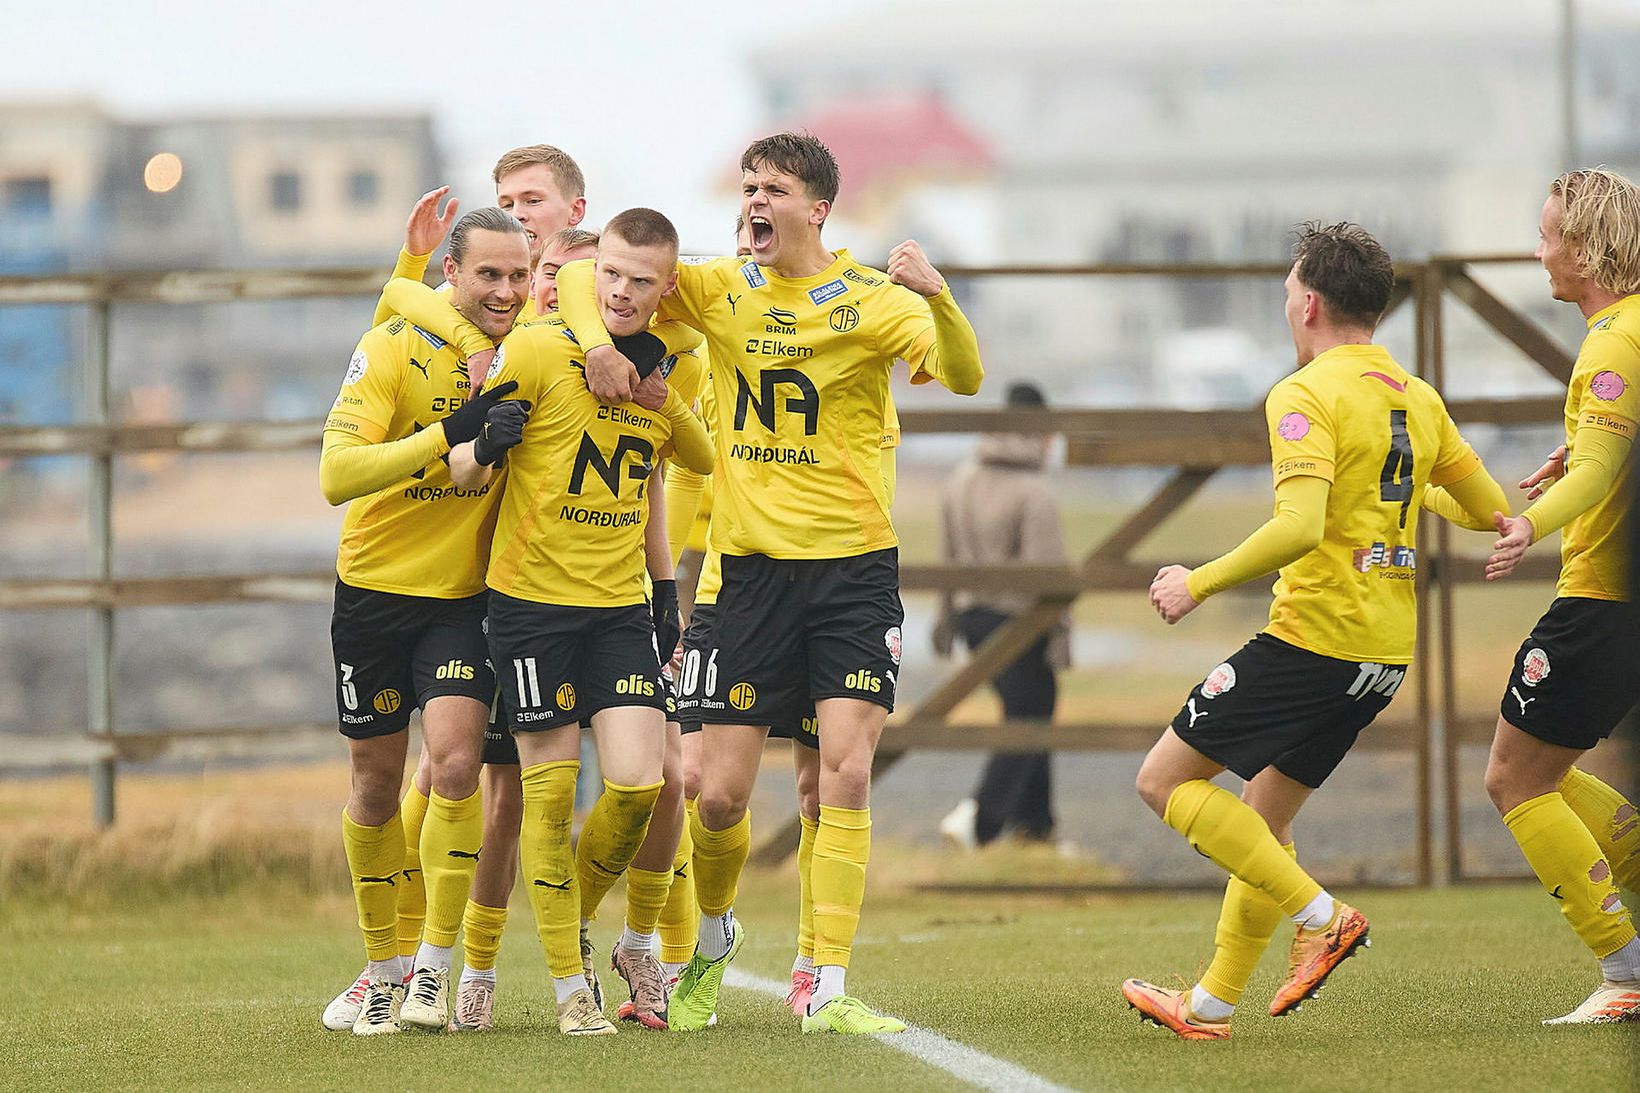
[1428,405,1482,487]
[1265,377,1336,485]
[1575,330,1640,441]
[325,332,401,444]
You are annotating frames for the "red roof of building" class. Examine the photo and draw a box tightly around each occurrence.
[768,95,994,194]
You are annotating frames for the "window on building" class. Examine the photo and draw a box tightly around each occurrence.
[4,177,52,218]
[269,171,302,212]
[346,170,379,208]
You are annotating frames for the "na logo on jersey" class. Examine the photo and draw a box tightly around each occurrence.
[1200,662,1236,698]
[1590,370,1628,401]
[808,278,848,306]
[343,350,369,385]
[1277,412,1310,441]
[741,262,767,289]
[1521,647,1551,687]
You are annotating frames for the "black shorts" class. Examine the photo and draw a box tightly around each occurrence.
[698,549,903,727]
[673,605,823,750]
[1500,597,1640,751]
[487,592,666,733]
[1170,633,1403,789]
[330,580,494,740]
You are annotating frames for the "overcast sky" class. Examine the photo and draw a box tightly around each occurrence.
[0,0,887,249]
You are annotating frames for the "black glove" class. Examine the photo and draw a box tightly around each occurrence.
[472,400,529,466]
[439,380,518,447]
[612,331,668,379]
[651,579,680,667]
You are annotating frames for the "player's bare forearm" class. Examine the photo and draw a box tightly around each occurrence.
[448,441,494,490]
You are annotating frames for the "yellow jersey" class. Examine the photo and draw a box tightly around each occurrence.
[326,318,501,598]
[1554,296,1639,600]
[1262,344,1480,663]
[485,315,708,607]
[680,363,903,606]
[655,250,938,559]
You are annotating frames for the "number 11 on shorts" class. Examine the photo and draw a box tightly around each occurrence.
[514,657,543,708]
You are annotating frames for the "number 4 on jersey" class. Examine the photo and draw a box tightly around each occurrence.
[1379,410,1414,528]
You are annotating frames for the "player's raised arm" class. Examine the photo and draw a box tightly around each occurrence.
[888,240,983,396]
[370,186,460,326]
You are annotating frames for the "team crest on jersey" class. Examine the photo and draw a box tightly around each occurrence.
[343,350,369,386]
[830,304,860,333]
[884,626,902,666]
[741,262,767,289]
[1277,412,1310,441]
[1200,662,1236,698]
[808,278,848,306]
[1590,370,1627,401]
[1521,647,1551,687]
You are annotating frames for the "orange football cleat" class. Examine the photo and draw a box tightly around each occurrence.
[1269,903,1370,1017]
[1121,979,1231,1041]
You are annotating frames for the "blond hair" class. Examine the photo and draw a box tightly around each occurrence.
[543,227,599,255]
[1551,168,1640,295]
[491,144,586,198]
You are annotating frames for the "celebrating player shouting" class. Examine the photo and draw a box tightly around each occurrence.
[1124,223,1508,1040]
[319,208,533,1035]
[1481,169,1640,1025]
[558,131,983,1034]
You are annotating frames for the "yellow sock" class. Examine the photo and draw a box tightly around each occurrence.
[1504,792,1637,959]
[691,807,751,918]
[420,787,484,948]
[460,899,508,972]
[812,805,871,970]
[396,783,430,958]
[342,808,405,963]
[1559,767,1640,892]
[519,760,582,979]
[576,778,664,921]
[625,866,673,937]
[1164,781,1322,916]
[1200,842,1298,1005]
[797,814,819,960]
[658,800,699,964]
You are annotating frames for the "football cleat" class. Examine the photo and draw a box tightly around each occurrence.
[580,927,604,1010]
[1542,981,1640,1025]
[399,966,450,1031]
[611,945,670,1030]
[557,986,617,1035]
[449,976,495,1032]
[785,968,816,1018]
[1269,903,1370,1017]
[668,921,744,1032]
[350,979,403,1036]
[800,995,908,1035]
[1120,979,1231,1041]
[322,968,370,1031]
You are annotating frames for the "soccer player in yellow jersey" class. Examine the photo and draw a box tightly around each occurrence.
[1123,223,1509,1040]
[319,208,533,1036]
[558,132,983,1034]
[1478,169,1640,1025]
[660,215,910,1017]
[450,208,713,1035]
[325,146,592,1035]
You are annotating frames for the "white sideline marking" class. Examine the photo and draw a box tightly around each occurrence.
[724,969,1077,1093]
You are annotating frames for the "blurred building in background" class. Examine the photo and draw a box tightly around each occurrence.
[0,101,439,422]
[749,0,1640,403]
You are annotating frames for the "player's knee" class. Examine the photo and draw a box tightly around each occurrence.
[697,788,748,832]
[797,785,820,821]
[681,760,702,802]
[1134,765,1175,818]
[430,741,483,800]
[348,767,402,826]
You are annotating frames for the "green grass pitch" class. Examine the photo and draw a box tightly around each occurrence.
[5,871,1634,1091]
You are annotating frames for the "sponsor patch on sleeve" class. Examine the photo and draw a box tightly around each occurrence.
[1276,412,1310,441]
[1590,370,1628,401]
[343,350,368,385]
